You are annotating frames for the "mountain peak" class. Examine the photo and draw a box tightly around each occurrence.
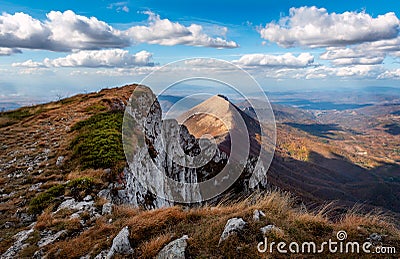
[177,94,262,156]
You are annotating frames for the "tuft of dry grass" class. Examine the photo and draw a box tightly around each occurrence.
[138,233,173,259]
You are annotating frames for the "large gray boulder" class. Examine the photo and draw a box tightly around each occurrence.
[156,235,188,259]
[106,226,133,258]
[219,217,247,244]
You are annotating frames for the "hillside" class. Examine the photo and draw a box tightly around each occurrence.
[0,84,399,258]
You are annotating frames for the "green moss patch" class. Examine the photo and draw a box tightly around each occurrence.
[70,111,125,169]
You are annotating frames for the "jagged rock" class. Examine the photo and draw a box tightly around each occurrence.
[102,202,113,215]
[122,87,269,209]
[219,218,247,244]
[156,235,188,259]
[107,226,133,258]
[56,156,64,166]
[260,225,283,236]
[1,223,36,258]
[253,209,266,221]
[37,230,67,247]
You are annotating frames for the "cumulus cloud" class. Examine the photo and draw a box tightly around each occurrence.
[12,59,46,68]
[233,53,315,68]
[0,11,129,51]
[0,47,21,56]
[320,47,385,65]
[127,11,238,48]
[259,6,400,48]
[12,49,154,68]
[377,69,400,79]
[0,10,238,53]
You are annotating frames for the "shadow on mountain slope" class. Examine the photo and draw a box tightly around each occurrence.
[268,151,400,215]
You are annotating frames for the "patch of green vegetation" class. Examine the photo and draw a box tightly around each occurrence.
[1,107,33,120]
[70,111,125,169]
[29,184,65,214]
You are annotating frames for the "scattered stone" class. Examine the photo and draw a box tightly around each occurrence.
[102,202,113,215]
[107,226,133,258]
[94,250,109,259]
[3,221,15,229]
[253,209,266,221]
[219,218,247,244]
[57,198,93,212]
[29,183,43,192]
[37,230,67,248]
[156,235,188,259]
[367,233,383,244]
[1,223,36,258]
[260,225,283,236]
[97,189,112,201]
[15,209,36,224]
[83,195,92,201]
[32,249,44,259]
[55,198,100,220]
[56,156,64,166]
[104,168,112,174]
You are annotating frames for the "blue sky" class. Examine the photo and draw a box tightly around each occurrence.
[0,0,399,103]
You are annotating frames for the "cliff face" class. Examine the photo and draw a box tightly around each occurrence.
[119,86,267,209]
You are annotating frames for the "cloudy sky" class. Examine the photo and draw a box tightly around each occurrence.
[1,0,400,103]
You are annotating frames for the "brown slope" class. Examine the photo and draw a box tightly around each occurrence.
[177,94,261,156]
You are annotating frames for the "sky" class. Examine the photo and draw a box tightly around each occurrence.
[0,0,400,104]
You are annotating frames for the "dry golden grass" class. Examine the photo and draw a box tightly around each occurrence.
[25,190,400,258]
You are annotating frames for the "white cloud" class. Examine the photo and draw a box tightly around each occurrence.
[127,11,238,48]
[329,57,385,66]
[260,6,400,48]
[377,69,400,79]
[12,59,46,68]
[0,11,129,51]
[107,2,130,13]
[0,10,238,53]
[305,65,381,78]
[320,48,385,65]
[12,49,154,68]
[354,37,400,57]
[0,47,21,56]
[233,53,315,68]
